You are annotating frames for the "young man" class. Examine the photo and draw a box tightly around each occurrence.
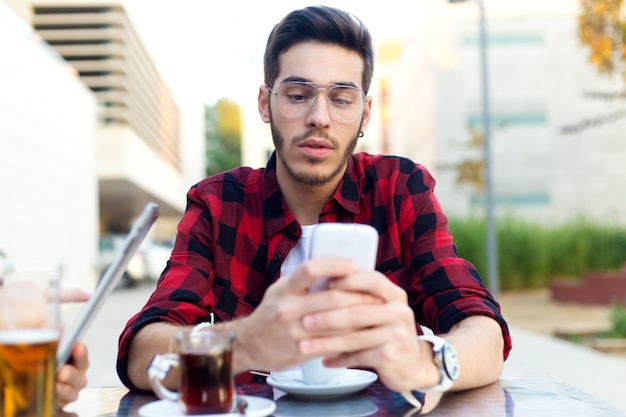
[117,5,511,395]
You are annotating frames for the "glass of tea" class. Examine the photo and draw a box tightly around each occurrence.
[148,329,236,415]
[0,274,61,417]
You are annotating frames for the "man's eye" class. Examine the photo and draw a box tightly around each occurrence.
[286,92,311,101]
[331,97,351,106]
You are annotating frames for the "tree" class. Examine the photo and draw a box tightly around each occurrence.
[205,98,242,176]
[578,0,626,78]
[562,0,626,133]
[455,127,485,191]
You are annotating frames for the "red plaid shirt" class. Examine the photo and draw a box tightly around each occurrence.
[117,152,511,389]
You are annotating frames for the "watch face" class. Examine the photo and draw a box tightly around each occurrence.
[443,343,460,380]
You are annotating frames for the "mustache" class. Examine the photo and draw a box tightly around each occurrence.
[292,129,338,147]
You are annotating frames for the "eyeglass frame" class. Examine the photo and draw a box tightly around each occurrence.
[266,81,369,123]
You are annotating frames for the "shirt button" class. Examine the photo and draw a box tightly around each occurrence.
[289,224,297,232]
[273,253,281,261]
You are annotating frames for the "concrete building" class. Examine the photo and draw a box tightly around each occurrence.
[1,0,205,288]
[387,0,626,226]
[19,0,191,232]
[0,1,98,288]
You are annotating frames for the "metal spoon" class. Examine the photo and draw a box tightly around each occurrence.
[249,370,309,384]
[235,397,248,415]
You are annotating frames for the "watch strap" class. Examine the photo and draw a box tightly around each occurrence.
[417,335,456,393]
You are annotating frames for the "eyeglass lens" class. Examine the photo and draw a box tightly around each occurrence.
[274,82,365,122]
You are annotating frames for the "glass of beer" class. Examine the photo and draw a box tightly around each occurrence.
[0,274,61,417]
[148,329,236,415]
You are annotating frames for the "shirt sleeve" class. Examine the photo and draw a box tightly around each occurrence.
[397,163,511,360]
[116,184,218,389]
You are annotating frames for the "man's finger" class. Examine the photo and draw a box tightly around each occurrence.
[45,288,91,303]
[60,289,91,303]
[285,258,357,293]
[328,270,406,302]
[68,342,89,369]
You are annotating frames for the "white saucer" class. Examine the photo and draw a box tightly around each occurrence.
[138,396,276,417]
[267,369,378,399]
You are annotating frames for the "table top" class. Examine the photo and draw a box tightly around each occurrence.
[61,377,626,417]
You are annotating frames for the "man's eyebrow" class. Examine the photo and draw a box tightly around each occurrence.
[281,76,310,84]
[331,82,360,88]
[279,76,359,88]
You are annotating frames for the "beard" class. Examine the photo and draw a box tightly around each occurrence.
[269,107,361,187]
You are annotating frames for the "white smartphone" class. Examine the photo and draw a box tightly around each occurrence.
[56,202,159,368]
[308,223,379,292]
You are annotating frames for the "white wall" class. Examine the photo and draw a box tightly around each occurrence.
[0,1,99,289]
[409,0,626,226]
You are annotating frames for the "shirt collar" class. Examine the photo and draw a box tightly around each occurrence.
[262,153,291,236]
[262,152,361,235]
[327,156,360,214]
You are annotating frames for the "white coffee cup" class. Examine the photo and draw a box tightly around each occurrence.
[300,357,346,385]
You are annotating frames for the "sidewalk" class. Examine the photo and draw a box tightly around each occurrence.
[502,326,626,413]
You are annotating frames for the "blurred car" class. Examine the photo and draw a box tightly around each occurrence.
[134,238,174,282]
[98,235,173,288]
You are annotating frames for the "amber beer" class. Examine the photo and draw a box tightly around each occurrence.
[0,329,59,417]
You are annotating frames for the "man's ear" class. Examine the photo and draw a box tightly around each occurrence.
[360,95,373,132]
[258,85,271,123]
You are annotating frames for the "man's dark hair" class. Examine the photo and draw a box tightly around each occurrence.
[263,6,374,93]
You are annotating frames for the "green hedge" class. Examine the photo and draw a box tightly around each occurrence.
[447,217,626,290]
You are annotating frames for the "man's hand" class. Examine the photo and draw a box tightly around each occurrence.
[56,342,89,409]
[232,258,384,373]
[0,282,90,329]
[127,258,382,389]
[0,281,49,328]
[293,267,436,392]
[294,269,504,392]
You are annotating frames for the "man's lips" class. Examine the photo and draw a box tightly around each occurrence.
[298,138,333,149]
[297,139,334,157]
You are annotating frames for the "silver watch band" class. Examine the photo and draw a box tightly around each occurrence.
[417,335,457,393]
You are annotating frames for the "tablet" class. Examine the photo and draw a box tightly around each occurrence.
[56,202,160,368]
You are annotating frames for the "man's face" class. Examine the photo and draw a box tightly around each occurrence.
[259,41,371,188]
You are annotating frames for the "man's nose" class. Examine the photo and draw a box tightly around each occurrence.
[306,89,332,126]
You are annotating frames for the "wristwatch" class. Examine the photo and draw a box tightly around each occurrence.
[418,335,460,393]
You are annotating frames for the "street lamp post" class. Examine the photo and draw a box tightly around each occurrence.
[448,0,499,299]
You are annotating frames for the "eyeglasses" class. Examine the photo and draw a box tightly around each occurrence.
[267,81,367,123]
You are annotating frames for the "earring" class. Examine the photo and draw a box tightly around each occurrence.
[358,131,365,138]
